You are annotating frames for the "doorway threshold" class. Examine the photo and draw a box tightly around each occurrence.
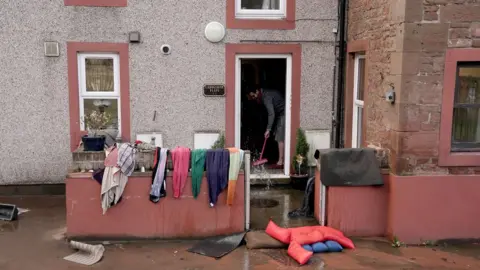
[250,174,289,179]
[250,174,291,186]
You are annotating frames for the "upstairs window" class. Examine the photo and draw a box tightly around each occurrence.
[236,0,286,19]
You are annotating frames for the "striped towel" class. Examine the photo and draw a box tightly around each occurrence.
[63,241,105,266]
[117,143,136,177]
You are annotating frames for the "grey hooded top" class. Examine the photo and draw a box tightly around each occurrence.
[261,88,285,131]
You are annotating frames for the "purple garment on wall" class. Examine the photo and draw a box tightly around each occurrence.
[206,149,230,207]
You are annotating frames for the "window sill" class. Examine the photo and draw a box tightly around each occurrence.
[227,18,295,30]
[235,15,286,20]
[438,151,480,167]
[64,0,127,7]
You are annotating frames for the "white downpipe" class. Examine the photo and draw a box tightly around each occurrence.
[244,151,251,231]
[321,184,326,226]
[316,158,326,226]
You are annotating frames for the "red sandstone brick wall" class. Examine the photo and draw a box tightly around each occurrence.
[348,0,480,175]
[347,0,403,171]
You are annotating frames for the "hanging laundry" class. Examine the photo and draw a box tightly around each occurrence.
[101,146,128,214]
[226,148,244,205]
[191,149,207,199]
[104,145,119,167]
[92,168,105,184]
[171,147,191,198]
[206,149,230,207]
[150,147,168,203]
[92,146,115,185]
[117,143,136,177]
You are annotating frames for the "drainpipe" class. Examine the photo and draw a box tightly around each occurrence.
[333,0,348,149]
[322,0,348,227]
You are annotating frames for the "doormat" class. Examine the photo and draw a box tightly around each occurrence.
[64,241,105,266]
[187,232,246,259]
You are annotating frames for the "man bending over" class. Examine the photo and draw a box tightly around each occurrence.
[248,87,285,169]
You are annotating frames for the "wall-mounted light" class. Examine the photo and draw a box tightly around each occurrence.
[385,86,395,104]
[204,21,226,43]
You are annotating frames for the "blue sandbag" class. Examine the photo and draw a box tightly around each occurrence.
[312,242,329,253]
[302,244,313,252]
[325,240,343,252]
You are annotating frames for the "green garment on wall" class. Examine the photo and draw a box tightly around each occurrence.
[191,149,207,199]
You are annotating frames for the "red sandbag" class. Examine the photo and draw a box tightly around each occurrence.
[320,226,345,237]
[290,225,344,237]
[265,220,291,244]
[288,241,313,265]
[290,229,324,245]
[323,231,355,249]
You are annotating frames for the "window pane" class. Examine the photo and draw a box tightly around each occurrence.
[83,99,119,130]
[356,58,365,101]
[452,107,480,144]
[85,58,114,92]
[241,0,280,10]
[456,64,480,104]
[356,106,363,147]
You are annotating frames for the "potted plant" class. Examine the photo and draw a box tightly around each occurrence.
[212,132,225,149]
[290,128,310,190]
[81,110,112,151]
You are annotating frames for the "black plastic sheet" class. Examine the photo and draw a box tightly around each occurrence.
[187,232,246,259]
[318,148,383,187]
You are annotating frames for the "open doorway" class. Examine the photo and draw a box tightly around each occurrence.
[237,57,290,176]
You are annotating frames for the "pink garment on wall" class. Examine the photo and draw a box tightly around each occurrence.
[172,147,191,198]
[104,146,119,167]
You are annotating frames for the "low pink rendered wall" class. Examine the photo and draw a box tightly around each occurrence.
[316,172,480,244]
[388,174,480,244]
[326,174,390,237]
[66,173,245,239]
[314,170,390,237]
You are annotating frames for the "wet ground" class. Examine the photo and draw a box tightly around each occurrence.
[2,196,480,270]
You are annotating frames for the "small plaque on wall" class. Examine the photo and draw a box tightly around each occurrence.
[203,84,225,97]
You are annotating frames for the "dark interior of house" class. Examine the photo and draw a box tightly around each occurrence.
[240,58,287,166]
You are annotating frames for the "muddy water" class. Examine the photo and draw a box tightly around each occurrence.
[249,186,317,230]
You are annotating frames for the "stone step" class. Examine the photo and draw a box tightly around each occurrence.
[250,177,291,186]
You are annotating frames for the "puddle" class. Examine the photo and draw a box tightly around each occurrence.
[0,221,19,232]
[250,187,317,229]
[250,198,279,208]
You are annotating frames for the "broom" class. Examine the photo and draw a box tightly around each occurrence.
[252,137,268,166]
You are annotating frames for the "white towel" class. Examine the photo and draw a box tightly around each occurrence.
[64,241,105,266]
[101,166,128,214]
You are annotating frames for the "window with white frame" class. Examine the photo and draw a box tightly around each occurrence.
[78,53,121,136]
[352,53,365,148]
[236,0,286,19]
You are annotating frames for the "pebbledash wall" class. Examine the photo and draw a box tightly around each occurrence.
[338,0,480,243]
[0,0,337,185]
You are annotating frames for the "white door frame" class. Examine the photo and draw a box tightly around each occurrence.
[235,54,292,176]
[351,54,365,148]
